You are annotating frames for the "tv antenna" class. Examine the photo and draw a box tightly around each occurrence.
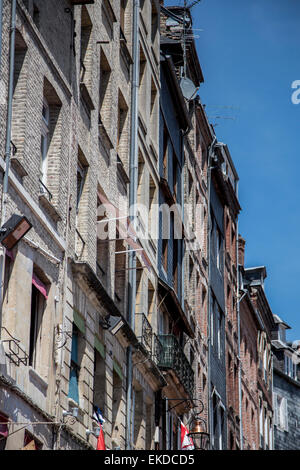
[182,0,202,78]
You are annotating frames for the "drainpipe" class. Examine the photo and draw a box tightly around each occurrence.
[126,0,140,450]
[0,0,3,73]
[236,181,244,450]
[206,135,216,449]
[0,0,17,334]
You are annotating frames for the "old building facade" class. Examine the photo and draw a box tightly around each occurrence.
[0,0,165,450]
[272,315,300,450]
[238,241,275,450]
[0,0,295,452]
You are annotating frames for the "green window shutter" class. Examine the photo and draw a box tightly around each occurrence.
[73,309,85,334]
[94,336,106,359]
[113,359,123,381]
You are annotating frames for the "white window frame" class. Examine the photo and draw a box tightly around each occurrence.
[284,353,296,379]
[275,394,288,432]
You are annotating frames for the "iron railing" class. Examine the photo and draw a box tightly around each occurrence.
[135,313,152,354]
[39,179,53,202]
[0,327,28,366]
[157,334,194,398]
[152,333,163,365]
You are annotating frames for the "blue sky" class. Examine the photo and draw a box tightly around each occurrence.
[164,0,300,340]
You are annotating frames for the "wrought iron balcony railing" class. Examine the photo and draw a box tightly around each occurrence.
[135,313,153,354]
[39,179,53,202]
[152,333,163,365]
[0,327,28,366]
[157,334,194,398]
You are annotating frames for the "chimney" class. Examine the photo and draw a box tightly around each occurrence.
[238,235,246,267]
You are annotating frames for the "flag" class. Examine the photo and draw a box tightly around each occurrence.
[180,421,194,450]
[96,424,106,450]
[93,406,105,425]
[93,406,106,450]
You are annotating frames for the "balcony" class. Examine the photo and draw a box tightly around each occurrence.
[9,140,28,177]
[135,313,152,354]
[157,334,194,398]
[0,327,28,366]
[39,179,61,222]
[152,333,163,365]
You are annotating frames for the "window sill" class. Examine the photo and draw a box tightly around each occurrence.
[67,397,85,424]
[28,366,48,392]
[99,115,113,150]
[80,82,95,111]
[10,157,28,178]
[39,193,61,222]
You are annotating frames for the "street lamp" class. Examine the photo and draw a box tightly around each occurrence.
[161,397,209,450]
[187,415,210,450]
[0,214,32,250]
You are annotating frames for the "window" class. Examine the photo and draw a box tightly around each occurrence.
[216,227,223,271]
[39,78,62,198]
[76,161,86,214]
[151,2,159,43]
[11,31,28,159]
[29,274,47,369]
[135,261,145,314]
[278,325,286,343]
[162,238,168,273]
[190,346,195,366]
[284,353,297,380]
[274,395,288,431]
[117,90,128,164]
[93,348,106,414]
[23,430,43,450]
[212,393,224,450]
[120,0,127,37]
[33,3,40,29]
[133,388,143,449]
[150,77,158,143]
[173,237,178,294]
[0,413,8,451]
[99,49,112,131]
[162,125,168,179]
[148,280,155,321]
[3,253,13,304]
[80,6,93,91]
[40,98,49,185]
[263,342,268,382]
[112,369,123,439]
[145,403,153,450]
[115,239,126,308]
[96,195,109,283]
[161,205,170,273]
[68,325,80,404]
[217,305,222,359]
[149,175,157,241]
[264,410,268,448]
[172,152,178,200]
[211,300,214,347]
[139,46,147,119]
[76,148,88,224]
[203,374,207,393]
[259,401,263,447]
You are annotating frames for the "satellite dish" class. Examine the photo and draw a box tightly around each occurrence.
[180,77,198,100]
